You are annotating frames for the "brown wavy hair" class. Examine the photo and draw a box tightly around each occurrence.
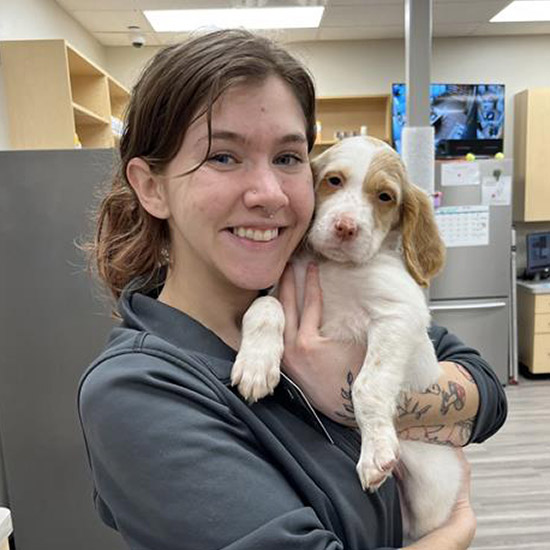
[86,29,316,304]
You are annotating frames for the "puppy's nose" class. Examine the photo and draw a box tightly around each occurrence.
[334,216,358,241]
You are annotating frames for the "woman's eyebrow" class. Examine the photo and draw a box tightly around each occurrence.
[200,130,246,144]
[279,133,307,145]
[198,131,307,145]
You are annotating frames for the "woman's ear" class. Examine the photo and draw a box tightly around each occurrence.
[126,157,170,220]
[401,184,446,287]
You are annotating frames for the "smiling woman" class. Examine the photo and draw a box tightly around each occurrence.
[126,76,315,343]
[78,28,506,550]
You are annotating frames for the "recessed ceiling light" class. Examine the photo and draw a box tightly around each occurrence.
[491,1,550,22]
[144,7,325,32]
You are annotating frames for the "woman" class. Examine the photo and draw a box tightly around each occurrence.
[78,29,507,550]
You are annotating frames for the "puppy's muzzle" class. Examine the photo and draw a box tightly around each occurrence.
[334,215,358,241]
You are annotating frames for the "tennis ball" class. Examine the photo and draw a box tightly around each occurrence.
[465,152,476,161]
[495,152,504,159]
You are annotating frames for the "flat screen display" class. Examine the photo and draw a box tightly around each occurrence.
[526,232,550,277]
[391,83,505,157]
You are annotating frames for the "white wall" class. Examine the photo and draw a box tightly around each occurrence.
[293,34,550,157]
[106,34,550,158]
[0,0,107,149]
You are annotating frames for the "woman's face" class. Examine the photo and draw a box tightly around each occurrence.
[160,75,315,294]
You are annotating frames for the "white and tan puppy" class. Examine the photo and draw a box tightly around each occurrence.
[231,136,461,539]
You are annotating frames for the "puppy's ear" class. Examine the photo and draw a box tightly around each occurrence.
[401,184,446,287]
[310,146,332,189]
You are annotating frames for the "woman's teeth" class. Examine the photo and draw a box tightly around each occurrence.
[232,227,279,242]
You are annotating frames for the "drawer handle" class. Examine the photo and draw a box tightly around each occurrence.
[430,301,506,312]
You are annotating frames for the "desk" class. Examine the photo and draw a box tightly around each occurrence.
[517,280,550,374]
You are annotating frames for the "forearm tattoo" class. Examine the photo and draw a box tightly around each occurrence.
[397,417,476,447]
[397,393,432,421]
[425,381,466,414]
[334,371,356,423]
[334,364,477,445]
[397,376,474,446]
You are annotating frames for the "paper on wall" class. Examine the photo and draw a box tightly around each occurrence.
[481,175,511,206]
[435,205,490,248]
[441,162,481,187]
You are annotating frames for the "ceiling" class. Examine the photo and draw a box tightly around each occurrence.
[55,0,550,47]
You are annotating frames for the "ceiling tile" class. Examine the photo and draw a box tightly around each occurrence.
[473,21,550,36]
[134,0,235,7]
[71,10,153,32]
[317,25,403,40]
[433,23,481,37]
[434,1,512,24]
[322,4,404,27]
[56,0,136,9]
[93,31,162,46]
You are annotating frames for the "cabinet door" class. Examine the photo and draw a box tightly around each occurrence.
[430,298,509,384]
[525,90,550,221]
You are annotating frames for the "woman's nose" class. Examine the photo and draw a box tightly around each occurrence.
[243,164,289,215]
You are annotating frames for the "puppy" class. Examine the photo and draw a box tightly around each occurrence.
[231,136,461,539]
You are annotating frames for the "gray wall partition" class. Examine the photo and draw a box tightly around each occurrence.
[0,150,126,550]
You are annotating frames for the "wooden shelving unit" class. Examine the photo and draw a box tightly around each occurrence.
[313,94,392,153]
[0,39,130,150]
[513,88,550,222]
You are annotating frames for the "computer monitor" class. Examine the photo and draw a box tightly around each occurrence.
[391,83,505,158]
[526,231,550,280]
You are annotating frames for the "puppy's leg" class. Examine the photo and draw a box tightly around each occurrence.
[231,296,285,403]
[353,321,410,491]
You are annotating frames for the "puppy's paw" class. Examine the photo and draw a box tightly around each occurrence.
[356,429,400,492]
[231,352,281,403]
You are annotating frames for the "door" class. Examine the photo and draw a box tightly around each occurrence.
[430,298,509,384]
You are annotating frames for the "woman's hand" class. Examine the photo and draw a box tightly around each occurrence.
[279,262,366,426]
[403,448,476,549]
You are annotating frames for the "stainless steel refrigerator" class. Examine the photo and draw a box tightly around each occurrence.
[0,150,126,550]
[429,159,513,385]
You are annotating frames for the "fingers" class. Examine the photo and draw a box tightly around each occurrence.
[454,448,473,503]
[299,262,323,336]
[280,261,323,343]
[279,264,298,340]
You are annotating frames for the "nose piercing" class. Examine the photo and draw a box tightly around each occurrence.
[262,206,276,218]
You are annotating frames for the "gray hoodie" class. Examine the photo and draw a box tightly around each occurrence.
[78,284,507,550]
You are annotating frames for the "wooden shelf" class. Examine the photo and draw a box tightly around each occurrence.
[0,39,130,150]
[73,102,110,126]
[108,77,130,119]
[315,94,392,145]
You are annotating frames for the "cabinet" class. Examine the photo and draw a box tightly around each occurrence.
[313,95,391,152]
[513,89,550,222]
[0,39,129,149]
[517,282,550,373]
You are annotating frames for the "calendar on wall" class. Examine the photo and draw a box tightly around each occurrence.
[434,205,490,248]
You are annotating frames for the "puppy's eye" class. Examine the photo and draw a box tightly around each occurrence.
[326,176,343,187]
[378,192,394,202]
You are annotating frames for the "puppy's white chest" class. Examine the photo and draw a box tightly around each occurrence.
[292,255,374,343]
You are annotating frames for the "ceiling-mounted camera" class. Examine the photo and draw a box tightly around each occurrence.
[128,25,146,48]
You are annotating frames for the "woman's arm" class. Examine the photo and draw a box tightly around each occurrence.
[281,265,507,445]
[79,352,347,550]
[395,361,479,447]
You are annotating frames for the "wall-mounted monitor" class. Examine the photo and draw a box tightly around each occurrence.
[391,83,505,158]
[526,231,550,280]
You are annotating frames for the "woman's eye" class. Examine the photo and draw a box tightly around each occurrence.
[209,153,237,165]
[275,153,302,166]
[326,176,343,187]
[378,192,394,202]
